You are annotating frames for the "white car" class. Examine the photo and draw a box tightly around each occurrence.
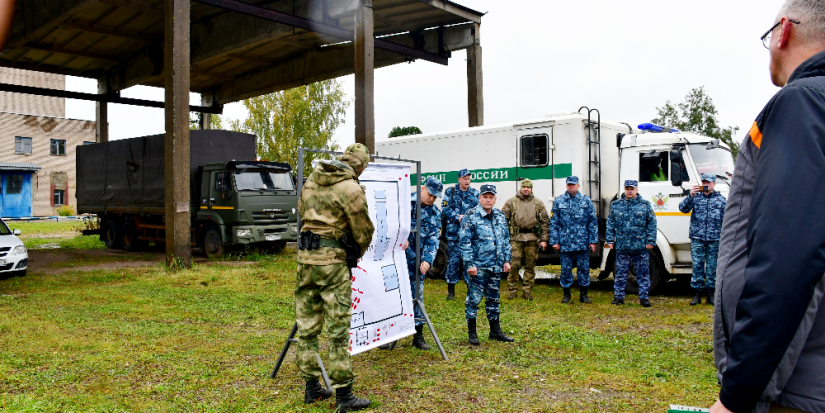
[0,218,27,276]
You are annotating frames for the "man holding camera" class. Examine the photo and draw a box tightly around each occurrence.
[295,143,374,412]
[678,173,726,306]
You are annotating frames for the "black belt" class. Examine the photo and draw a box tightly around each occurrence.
[518,228,533,234]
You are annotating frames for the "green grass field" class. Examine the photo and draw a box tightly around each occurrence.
[0,246,719,412]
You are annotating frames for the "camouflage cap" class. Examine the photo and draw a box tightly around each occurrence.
[701,173,717,182]
[566,176,579,184]
[479,184,496,195]
[339,143,370,175]
[520,178,533,188]
[425,176,443,198]
[624,179,639,188]
[458,168,471,178]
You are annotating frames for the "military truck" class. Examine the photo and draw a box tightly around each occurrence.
[76,130,298,257]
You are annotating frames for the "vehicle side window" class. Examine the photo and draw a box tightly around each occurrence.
[639,151,669,182]
[521,134,548,167]
[214,172,229,191]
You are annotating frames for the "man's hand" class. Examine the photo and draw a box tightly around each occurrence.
[540,242,548,250]
[503,263,511,273]
[645,244,654,250]
[589,243,597,252]
[605,243,613,249]
[709,400,733,413]
[402,241,409,250]
[458,214,464,223]
[420,261,430,275]
[691,185,701,196]
[467,266,478,277]
[552,244,560,250]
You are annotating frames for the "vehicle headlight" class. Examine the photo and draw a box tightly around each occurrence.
[12,245,26,255]
[236,229,252,237]
[290,223,298,232]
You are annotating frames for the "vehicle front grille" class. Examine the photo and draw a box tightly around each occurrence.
[251,211,290,224]
[260,228,286,234]
[0,263,13,271]
[0,247,10,258]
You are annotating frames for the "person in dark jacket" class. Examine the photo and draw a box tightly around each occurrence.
[679,173,726,306]
[711,2,825,412]
[441,169,479,299]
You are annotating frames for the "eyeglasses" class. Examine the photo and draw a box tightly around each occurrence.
[761,18,801,49]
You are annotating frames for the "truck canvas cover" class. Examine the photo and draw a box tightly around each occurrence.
[76,130,256,208]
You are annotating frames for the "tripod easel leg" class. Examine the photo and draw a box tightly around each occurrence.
[415,298,448,361]
[271,323,298,379]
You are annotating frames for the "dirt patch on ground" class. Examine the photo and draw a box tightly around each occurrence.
[27,249,211,275]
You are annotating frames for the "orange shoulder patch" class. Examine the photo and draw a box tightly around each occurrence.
[749,121,763,148]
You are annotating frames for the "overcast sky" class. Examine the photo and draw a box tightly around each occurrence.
[65,0,785,147]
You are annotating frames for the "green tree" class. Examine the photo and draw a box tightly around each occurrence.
[388,126,422,138]
[652,86,741,159]
[227,80,349,176]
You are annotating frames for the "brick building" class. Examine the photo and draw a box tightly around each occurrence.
[0,68,96,217]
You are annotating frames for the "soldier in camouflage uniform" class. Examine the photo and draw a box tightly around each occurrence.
[678,173,726,306]
[550,176,599,304]
[295,143,374,412]
[605,180,657,307]
[459,184,515,345]
[442,169,479,299]
[501,179,550,300]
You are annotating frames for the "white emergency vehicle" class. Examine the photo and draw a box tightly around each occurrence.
[376,108,735,293]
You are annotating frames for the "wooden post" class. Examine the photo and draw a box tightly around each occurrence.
[200,93,212,130]
[467,23,484,127]
[354,0,374,152]
[95,79,109,143]
[164,0,191,268]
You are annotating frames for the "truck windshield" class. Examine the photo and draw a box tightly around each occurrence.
[234,171,295,191]
[688,143,735,180]
[0,220,10,235]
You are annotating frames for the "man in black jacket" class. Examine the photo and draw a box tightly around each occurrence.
[711,1,825,412]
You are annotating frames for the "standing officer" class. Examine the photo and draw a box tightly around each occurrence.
[459,184,515,345]
[403,176,442,350]
[550,176,599,304]
[296,143,374,411]
[442,169,479,299]
[501,179,550,300]
[678,173,726,306]
[605,180,657,307]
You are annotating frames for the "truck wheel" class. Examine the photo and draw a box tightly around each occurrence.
[626,249,664,295]
[427,240,448,279]
[121,221,146,252]
[103,220,121,249]
[203,226,225,259]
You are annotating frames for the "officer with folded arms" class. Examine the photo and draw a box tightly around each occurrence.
[501,178,550,301]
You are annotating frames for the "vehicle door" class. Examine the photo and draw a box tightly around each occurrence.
[208,171,236,224]
[633,146,693,245]
[516,126,555,206]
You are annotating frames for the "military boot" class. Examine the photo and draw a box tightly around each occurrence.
[488,319,515,342]
[334,386,371,412]
[690,289,702,306]
[640,298,651,308]
[562,288,572,304]
[706,288,715,306]
[611,296,624,305]
[412,325,431,350]
[579,286,592,304]
[446,284,456,300]
[304,379,333,404]
[467,318,480,345]
[508,291,517,300]
[523,290,533,300]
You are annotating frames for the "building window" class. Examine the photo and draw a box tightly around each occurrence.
[82,141,96,145]
[50,139,66,156]
[520,134,549,167]
[7,175,23,194]
[15,137,32,155]
[53,189,65,206]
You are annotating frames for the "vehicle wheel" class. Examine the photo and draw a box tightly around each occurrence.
[202,226,225,259]
[121,221,146,252]
[626,249,664,295]
[103,220,121,249]
[427,240,448,279]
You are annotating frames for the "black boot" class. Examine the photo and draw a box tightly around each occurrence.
[706,288,715,306]
[446,283,456,300]
[467,318,480,345]
[690,289,702,306]
[488,319,515,342]
[579,286,592,304]
[562,287,572,304]
[640,298,651,307]
[611,296,624,305]
[304,379,333,404]
[412,325,431,350]
[334,386,371,412]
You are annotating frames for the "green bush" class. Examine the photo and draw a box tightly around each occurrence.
[56,205,75,216]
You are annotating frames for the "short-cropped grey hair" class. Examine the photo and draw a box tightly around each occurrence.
[778,0,825,44]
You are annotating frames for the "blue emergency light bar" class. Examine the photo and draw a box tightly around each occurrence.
[638,123,680,133]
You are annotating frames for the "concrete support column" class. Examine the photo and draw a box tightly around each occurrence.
[466,23,484,127]
[200,93,212,130]
[164,0,191,268]
[95,79,109,143]
[354,0,374,152]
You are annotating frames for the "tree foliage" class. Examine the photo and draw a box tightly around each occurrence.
[652,86,741,159]
[388,126,423,138]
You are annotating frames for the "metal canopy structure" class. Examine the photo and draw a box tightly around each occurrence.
[0,0,485,266]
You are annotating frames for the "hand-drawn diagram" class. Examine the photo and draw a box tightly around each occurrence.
[373,190,391,261]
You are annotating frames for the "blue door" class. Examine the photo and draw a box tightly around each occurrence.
[0,173,33,217]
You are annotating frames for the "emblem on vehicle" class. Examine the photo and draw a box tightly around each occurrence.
[269,213,276,218]
[651,193,669,211]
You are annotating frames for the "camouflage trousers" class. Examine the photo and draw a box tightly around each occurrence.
[407,257,426,327]
[295,263,354,389]
[560,250,590,288]
[445,240,469,285]
[466,268,501,321]
[508,241,539,294]
[690,240,719,290]
[614,251,650,300]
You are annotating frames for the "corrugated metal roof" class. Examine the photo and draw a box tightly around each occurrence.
[0,162,42,171]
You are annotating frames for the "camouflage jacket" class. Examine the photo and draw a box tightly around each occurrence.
[501,193,550,242]
[297,160,375,265]
[678,191,726,241]
[549,191,598,252]
[406,193,442,265]
[605,195,657,253]
[459,206,512,272]
[441,185,479,241]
